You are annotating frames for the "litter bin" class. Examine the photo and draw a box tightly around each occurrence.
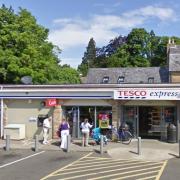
[167,123,176,143]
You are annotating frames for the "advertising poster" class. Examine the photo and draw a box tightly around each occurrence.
[99,114,109,128]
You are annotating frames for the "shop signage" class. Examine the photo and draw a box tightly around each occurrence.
[99,114,109,128]
[45,99,57,107]
[114,89,180,100]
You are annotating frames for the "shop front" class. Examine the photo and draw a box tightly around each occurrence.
[62,106,112,138]
[122,105,177,141]
[115,88,179,141]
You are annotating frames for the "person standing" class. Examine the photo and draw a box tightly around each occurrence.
[81,118,93,146]
[59,118,70,149]
[43,116,52,144]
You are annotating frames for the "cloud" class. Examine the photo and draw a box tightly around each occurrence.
[123,5,177,21]
[49,5,177,50]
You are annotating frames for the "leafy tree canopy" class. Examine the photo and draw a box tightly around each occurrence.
[0,5,80,84]
[78,28,180,73]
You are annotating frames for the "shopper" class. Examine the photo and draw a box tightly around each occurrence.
[43,116,52,144]
[59,118,70,149]
[81,118,93,146]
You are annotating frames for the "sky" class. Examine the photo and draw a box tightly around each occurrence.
[1,0,180,68]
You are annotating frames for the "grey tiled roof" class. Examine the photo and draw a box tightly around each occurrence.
[86,67,169,84]
[169,45,180,71]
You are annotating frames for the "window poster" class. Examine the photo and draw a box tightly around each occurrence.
[99,114,109,128]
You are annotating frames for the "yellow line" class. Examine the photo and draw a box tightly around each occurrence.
[53,161,156,176]
[111,170,159,180]
[40,152,93,180]
[59,161,163,172]
[58,164,162,180]
[87,166,162,180]
[72,158,147,166]
[155,160,167,180]
[136,175,157,180]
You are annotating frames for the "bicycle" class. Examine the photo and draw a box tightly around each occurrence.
[107,125,133,144]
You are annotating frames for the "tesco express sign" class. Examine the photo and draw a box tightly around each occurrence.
[114,89,180,100]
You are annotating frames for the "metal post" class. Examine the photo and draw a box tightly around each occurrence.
[138,137,141,155]
[66,134,71,153]
[6,135,10,151]
[179,139,180,158]
[35,135,39,152]
[100,135,103,154]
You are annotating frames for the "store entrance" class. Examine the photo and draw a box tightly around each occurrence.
[139,106,161,139]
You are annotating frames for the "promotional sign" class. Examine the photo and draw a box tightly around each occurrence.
[98,114,109,128]
[114,89,180,100]
[45,99,57,107]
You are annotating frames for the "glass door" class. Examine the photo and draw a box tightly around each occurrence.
[123,106,137,137]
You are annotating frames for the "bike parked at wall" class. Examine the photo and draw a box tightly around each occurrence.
[106,123,133,144]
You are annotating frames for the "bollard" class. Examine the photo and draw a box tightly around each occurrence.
[66,134,71,153]
[6,135,10,151]
[100,135,103,155]
[138,137,141,155]
[179,139,180,158]
[35,135,39,152]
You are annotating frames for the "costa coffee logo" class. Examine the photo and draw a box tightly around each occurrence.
[46,99,57,107]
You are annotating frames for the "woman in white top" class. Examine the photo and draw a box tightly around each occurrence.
[81,118,93,146]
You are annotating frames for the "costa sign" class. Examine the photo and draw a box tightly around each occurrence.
[45,99,57,107]
[114,89,180,100]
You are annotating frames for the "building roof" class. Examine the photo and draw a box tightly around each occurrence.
[86,67,169,84]
[169,45,180,72]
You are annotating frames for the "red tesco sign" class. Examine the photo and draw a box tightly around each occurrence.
[45,99,57,107]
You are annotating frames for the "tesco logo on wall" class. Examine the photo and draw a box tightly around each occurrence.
[118,90,147,97]
[114,89,180,100]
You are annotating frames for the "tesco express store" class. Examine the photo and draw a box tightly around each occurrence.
[0,84,180,141]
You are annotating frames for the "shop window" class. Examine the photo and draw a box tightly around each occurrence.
[102,76,109,84]
[117,76,125,84]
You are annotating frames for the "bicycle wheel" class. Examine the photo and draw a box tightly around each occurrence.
[124,131,133,144]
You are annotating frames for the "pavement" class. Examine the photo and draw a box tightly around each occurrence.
[0,138,179,162]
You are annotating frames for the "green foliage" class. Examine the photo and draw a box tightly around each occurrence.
[107,28,180,68]
[0,5,80,84]
[79,28,180,70]
[78,38,96,76]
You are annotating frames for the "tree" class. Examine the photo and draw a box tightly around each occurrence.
[0,5,80,84]
[78,38,96,76]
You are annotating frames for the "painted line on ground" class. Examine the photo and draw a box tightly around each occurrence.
[0,151,45,169]
[72,158,149,166]
[40,152,93,180]
[53,161,162,176]
[111,170,159,180]
[155,160,168,180]
[136,175,157,180]
[59,164,162,180]
[87,166,162,180]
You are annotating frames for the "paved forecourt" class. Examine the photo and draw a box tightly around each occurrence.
[41,152,167,180]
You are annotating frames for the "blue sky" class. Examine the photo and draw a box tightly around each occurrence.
[1,0,180,68]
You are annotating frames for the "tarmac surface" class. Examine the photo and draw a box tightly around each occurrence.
[0,138,179,161]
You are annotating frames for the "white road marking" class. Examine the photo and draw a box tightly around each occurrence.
[0,151,45,169]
